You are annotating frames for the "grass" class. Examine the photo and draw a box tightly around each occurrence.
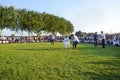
[0,42,120,80]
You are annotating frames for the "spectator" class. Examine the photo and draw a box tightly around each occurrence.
[100,31,106,48]
[93,32,98,47]
[49,35,55,45]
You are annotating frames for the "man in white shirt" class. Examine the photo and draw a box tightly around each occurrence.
[71,34,79,49]
[100,31,106,48]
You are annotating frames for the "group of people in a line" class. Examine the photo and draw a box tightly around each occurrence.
[93,31,120,48]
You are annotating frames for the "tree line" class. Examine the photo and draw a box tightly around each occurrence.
[0,5,74,36]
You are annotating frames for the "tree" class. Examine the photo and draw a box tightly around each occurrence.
[65,21,74,35]
[15,9,28,36]
[0,6,74,37]
[6,6,16,31]
[75,30,82,36]
[41,12,74,36]
[0,5,7,36]
[33,11,44,35]
[56,18,74,36]
[75,30,87,37]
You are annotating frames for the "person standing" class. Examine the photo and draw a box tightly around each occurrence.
[51,35,55,45]
[71,34,79,49]
[93,32,98,47]
[100,31,106,48]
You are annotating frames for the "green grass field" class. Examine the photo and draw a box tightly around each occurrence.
[0,42,120,80]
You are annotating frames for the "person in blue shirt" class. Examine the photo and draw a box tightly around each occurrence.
[93,32,98,47]
[49,35,55,45]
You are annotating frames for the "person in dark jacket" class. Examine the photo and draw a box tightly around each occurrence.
[93,32,98,47]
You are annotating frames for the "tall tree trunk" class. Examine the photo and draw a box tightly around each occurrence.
[20,30,23,43]
[28,31,32,43]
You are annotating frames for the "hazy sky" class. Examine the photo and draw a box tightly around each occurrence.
[1,0,120,35]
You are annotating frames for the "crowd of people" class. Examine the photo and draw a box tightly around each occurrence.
[0,36,63,44]
[0,31,120,49]
[93,31,120,48]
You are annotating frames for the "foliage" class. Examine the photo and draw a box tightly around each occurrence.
[0,43,120,80]
[0,5,74,36]
[75,30,82,36]
[75,30,87,37]
[0,5,7,36]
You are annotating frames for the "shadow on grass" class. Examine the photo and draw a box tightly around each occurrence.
[84,60,120,79]
[85,59,120,66]
[16,47,65,51]
[80,71,120,80]
[80,72,102,80]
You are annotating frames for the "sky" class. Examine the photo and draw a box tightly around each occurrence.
[1,0,120,36]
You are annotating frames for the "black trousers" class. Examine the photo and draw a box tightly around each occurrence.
[51,39,54,44]
[73,41,78,49]
[102,39,105,48]
[94,40,98,47]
